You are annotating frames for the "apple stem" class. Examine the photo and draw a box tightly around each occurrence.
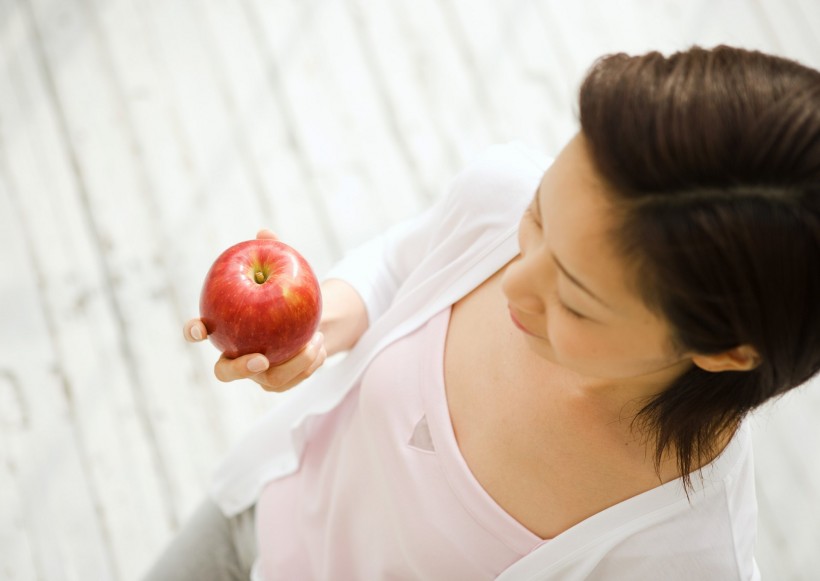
[254,271,265,284]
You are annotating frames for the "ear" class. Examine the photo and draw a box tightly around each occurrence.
[691,345,761,373]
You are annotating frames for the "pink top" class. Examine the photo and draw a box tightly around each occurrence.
[254,307,545,579]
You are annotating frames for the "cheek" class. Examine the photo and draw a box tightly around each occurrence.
[546,319,676,378]
[546,317,607,362]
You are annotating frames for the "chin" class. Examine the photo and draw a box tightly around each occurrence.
[525,335,560,362]
[529,342,603,379]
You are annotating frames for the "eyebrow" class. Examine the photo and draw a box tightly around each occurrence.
[533,186,611,310]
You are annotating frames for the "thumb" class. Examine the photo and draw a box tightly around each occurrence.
[256,229,279,241]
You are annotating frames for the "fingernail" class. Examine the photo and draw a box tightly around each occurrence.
[191,326,203,341]
[247,356,268,373]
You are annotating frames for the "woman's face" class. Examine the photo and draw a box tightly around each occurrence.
[501,134,691,386]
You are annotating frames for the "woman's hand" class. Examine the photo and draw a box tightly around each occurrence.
[184,228,328,392]
[184,318,327,392]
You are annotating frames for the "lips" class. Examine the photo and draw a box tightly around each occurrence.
[508,307,539,337]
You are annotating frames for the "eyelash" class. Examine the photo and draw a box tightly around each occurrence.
[559,300,586,320]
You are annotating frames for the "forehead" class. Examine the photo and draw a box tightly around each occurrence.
[541,136,616,257]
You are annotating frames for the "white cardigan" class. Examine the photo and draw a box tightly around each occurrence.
[210,143,760,580]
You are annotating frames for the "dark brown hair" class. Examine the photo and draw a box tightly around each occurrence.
[578,45,820,488]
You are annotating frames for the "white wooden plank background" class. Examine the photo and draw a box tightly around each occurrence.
[0,0,818,579]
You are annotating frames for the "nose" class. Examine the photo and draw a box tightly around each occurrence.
[501,250,553,314]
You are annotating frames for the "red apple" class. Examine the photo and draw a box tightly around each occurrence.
[199,239,322,366]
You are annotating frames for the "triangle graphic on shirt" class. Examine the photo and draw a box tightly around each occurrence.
[408,415,435,452]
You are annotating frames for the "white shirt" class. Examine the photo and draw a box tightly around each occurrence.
[211,142,760,580]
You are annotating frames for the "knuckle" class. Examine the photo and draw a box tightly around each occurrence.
[300,362,320,381]
[250,375,285,393]
[263,379,292,393]
[214,360,237,383]
[263,368,296,391]
[263,367,286,387]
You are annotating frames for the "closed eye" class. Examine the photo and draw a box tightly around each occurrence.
[559,300,586,320]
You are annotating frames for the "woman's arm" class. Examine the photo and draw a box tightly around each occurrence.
[316,278,369,356]
[186,143,548,391]
[184,274,367,391]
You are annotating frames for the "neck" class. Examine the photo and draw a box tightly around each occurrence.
[563,358,690,417]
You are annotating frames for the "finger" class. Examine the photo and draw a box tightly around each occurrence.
[256,334,325,392]
[183,319,208,343]
[256,229,279,241]
[267,343,327,393]
[305,344,327,375]
[214,353,270,383]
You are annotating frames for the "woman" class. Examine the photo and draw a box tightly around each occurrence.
[146,45,820,580]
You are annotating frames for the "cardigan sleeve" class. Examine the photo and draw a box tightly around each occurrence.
[323,141,551,325]
[322,203,440,327]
